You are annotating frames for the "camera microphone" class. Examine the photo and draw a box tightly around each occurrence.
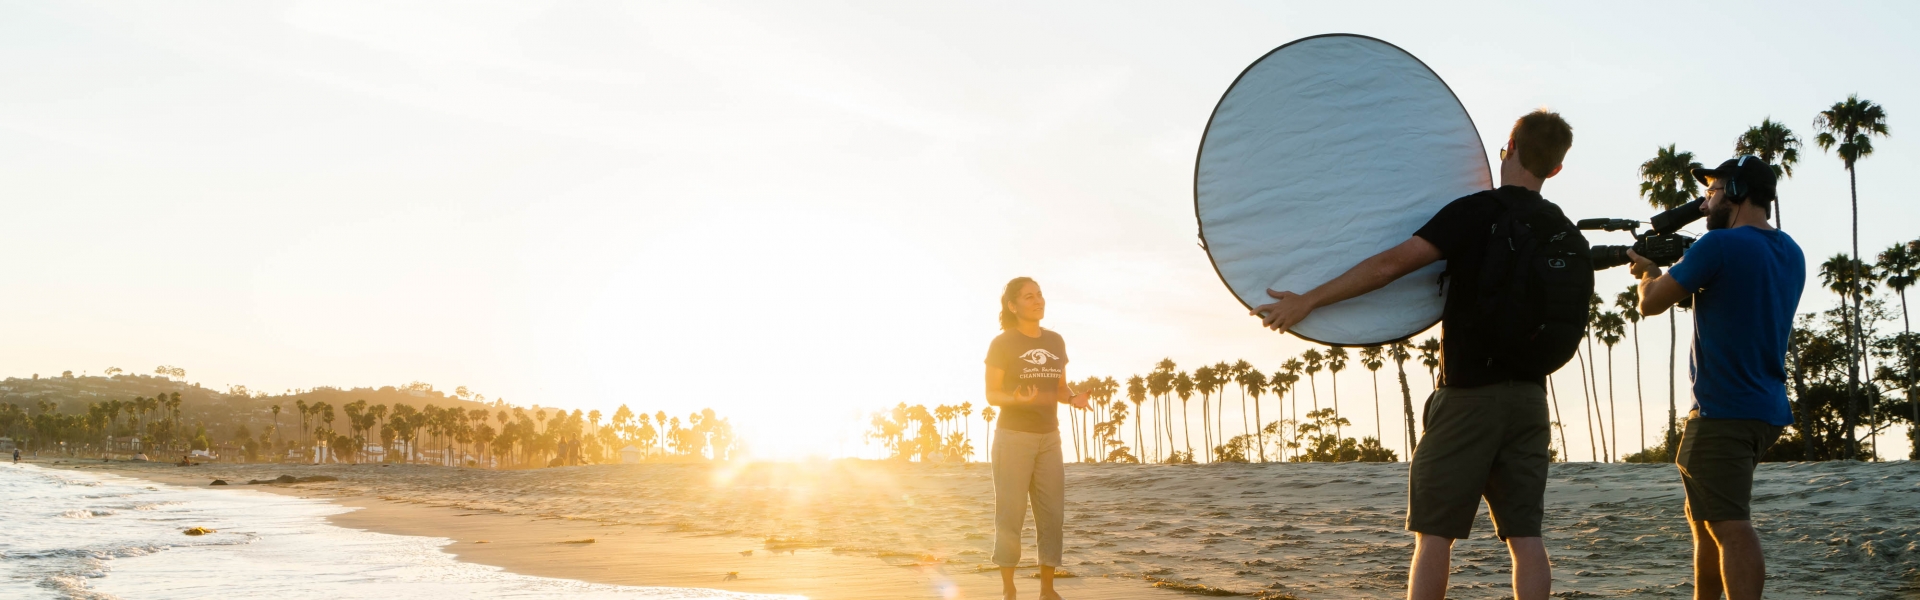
[1648,198,1705,235]
[1576,218,1640,232]
[1583,198,1705,271]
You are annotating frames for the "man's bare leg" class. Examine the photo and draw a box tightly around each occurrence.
[1038,565,1061,600]
[1408,533,1454,600]
[1000,567,1018,600]
[1704,520,1764,600]
[1504,536,1550,600]
[1689,520,1723,599]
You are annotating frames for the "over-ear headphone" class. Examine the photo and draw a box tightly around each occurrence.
[1727,155,1752,201]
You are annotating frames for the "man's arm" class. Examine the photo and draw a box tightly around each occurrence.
[1628,249,1688,316]
[1253,236,1444,333]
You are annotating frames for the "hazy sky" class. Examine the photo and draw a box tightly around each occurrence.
[5,1,1917,459]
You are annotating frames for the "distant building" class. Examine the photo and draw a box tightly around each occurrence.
[620,445,642,464]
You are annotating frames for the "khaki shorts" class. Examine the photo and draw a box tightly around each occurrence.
[1406,381,1551,540]
[1675,412,1782,522]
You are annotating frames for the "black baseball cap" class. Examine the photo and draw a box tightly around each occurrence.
[1691,156,1777,201]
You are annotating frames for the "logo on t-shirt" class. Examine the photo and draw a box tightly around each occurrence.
[1019,349,1060,365]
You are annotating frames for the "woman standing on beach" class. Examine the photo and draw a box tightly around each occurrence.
[984,277,1089,600]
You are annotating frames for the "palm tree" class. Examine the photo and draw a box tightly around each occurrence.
[1616,286,1646,454]
[1302,349,1325,412]
[1231,359,1253,450]
[1388,340,1416,457]
[654,411,668,456]
[1882,241,1918,334]
[1098,377,1118,458]
[1821,253,1878,458]
[270,404,282,451]
[1150,359,1176,461]
[1734,118,1802,228]
[1583,293,1610,462]
[1640,144,1701,451]
[1597,311,1626,463]
[1880,240,1920,438]
[1361,346,1385,444]
[1173,371,1195,462]
[1239,367,1268,462]
[960,401,975,460]
[1278,359,1303,460]
[981,406,996,452]
[1064,394,1083,462]
[1417,338,1440,388]
[1327,348,1348,442]
[294,399,310,450]
[1547,374,1569,462]
[1194,365,1218,462]
[1575,333,1599,462]
[1127,375,1147,460]
[1814,95,1889,459]
[1211,361,1232,450]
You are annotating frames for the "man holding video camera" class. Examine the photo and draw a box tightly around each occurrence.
[1630,156,1802,600]
[1253,110,1581,600]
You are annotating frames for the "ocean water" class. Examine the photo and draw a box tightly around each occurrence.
[0,464,800,599]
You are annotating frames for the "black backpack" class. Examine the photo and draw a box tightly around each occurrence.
[1474,188,1592,378]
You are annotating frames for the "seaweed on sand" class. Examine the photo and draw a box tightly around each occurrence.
[1144,575,1244,596]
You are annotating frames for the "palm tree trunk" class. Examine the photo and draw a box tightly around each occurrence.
[1584,335,1609,461]
[1252,393,1266,463]
[1398,362,1415,458]
[1577,346,1597,461]
[1216,394,1226,454]
[1121,407,1136,463]
[1181,399,1192,460]
[1371,370,1382,444]
[1597,344,1612,461]
[1668,310,1679,453]
[1331,372,1342,441]
[1158,395,1169,461]
[1239,387,1251,458]
[1152,396,1162,461]
[1067,410,1080,463]
[1847,164,1861,460]
[1549,375,1568,462]
[1200,396,1210,462]
[1632,321,1644,455]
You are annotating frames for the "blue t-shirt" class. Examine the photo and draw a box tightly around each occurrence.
[1668,226,1804,426]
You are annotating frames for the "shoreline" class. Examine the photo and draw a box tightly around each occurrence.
[36,458,1920,598]
[39,459,1184,600]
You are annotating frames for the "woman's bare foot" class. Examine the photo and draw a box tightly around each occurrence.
[1039,591,1064,600]
[1002,589,1018,600]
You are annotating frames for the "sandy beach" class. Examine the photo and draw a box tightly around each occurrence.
[43,459,1920,599]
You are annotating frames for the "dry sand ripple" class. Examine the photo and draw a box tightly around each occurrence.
[78,460,1920,598]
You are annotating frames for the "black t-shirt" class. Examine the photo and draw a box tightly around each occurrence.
[984,328,1068,433]
[1413,185,1552,389]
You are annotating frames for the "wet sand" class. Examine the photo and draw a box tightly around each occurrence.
[47,459,1920,599]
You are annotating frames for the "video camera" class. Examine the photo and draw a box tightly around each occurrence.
[1578,199,1705,271]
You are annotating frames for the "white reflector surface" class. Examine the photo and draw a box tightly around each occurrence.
[1195,34,1490,346]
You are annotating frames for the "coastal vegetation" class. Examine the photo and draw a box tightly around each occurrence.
[0,371,740,466]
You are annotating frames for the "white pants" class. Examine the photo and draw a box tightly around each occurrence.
[991,428,1064,567]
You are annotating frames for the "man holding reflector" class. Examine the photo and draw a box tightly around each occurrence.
[1253,111,1587,600]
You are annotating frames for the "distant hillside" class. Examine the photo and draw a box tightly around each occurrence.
[0,372,738,465]
[1,373,501,427]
